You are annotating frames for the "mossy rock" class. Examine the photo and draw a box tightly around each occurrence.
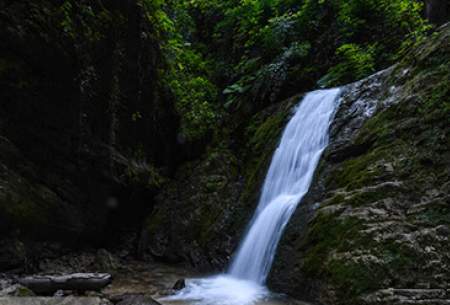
[270,24,450,305]
[141,94,300,270]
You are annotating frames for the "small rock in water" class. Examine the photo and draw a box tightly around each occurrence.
[53,290,64,297]
[173,279,185,290]
[436,225,450,236]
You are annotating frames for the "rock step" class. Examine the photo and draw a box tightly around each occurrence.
[392,289,450,298]
[364,289,450,305]
[396,301,450,305]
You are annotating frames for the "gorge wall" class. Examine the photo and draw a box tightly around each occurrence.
[0,0,179,269]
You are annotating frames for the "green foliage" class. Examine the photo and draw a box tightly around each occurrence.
[319,43,376,86]
[8,0,432,148]
[57,1,115,43]
[126,159,166,189]
[169,76,218,140]
[104,0,430,142]
[174,0,428,111]
[46,0,433,146]
[147,1,221,142]
[140,0,175,38]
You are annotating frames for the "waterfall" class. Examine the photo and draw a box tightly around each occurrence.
[160,88,341,305]
[228,88,341,284]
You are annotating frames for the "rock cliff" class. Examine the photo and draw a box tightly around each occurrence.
[271,23,450,305]
[0,0,178,269]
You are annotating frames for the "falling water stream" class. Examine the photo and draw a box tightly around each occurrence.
[159,89,341,305]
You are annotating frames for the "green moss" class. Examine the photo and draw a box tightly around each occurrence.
[327,238,417,303]
[302,212,364,276]
[15,286,35,297]
[0,171,59,233]
[343,184,403,207]
[415,203,450,225]
[145,208,166,236]
[344,191,384,207]
[197,205,223,246]
[248,112,286,153]
[204,175,227,193]
[322,193,346,206]
[327,146,389,190]
[327,259,384,300]
[382,241,416,271]
[241,109,289,202]
[125,160,166,189]
[419,66,450,122]
[303,209,419,303]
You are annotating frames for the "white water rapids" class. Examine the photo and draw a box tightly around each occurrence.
[160,89,341,305]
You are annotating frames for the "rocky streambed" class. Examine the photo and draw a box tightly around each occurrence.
[0,250,310,305]
[0,250,190,304]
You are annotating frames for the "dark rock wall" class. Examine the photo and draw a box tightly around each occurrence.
[0,0,179,268]
[140,95,301,270]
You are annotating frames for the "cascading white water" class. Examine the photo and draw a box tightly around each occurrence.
[228,88,341,284]
[159,88,341,305]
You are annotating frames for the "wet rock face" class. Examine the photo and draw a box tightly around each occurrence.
[0,0,178,261]
[363,288,450,305]
[0,239,26,271]
[270,24,450,305]
[141,96,300,270]
[141,149,242,269]
[0,136,84,248]
[172,279,185,290]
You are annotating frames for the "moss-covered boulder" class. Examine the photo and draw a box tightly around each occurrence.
[270,23,450,305]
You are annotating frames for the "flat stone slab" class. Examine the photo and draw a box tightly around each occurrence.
[18,273,112,294]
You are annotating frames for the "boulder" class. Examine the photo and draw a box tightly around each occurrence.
[173,279,185,290]
[18,273,112,294]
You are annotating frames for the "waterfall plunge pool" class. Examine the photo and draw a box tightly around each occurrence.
[157,275,308,305]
